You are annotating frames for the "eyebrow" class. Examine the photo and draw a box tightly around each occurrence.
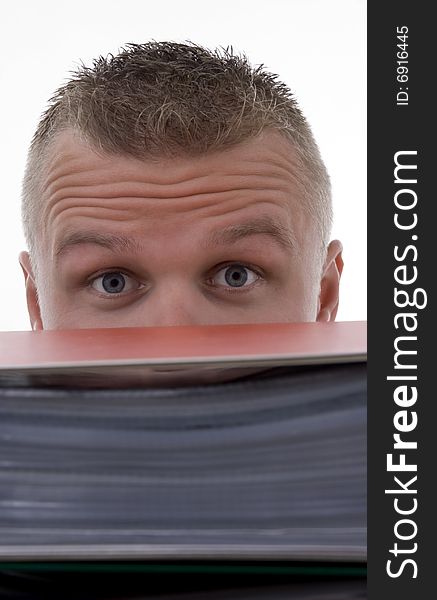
[54,232,143,260]
[54,216,295,260]
[203,216,296,251]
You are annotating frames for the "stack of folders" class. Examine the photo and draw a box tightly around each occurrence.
[0,321,367,599]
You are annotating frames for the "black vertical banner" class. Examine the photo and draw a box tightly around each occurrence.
[368,1,435,598]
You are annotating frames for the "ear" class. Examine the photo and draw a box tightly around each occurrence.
[316,240,344,322]
[19,251,43,331]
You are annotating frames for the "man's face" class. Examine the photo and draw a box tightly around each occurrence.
[20,129,342,330]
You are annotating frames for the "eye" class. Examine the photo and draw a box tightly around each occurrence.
[212,264,259,289]
[90,272,142,296]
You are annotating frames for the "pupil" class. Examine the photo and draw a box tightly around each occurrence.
[225,266,248,287]
[102,273,125,293]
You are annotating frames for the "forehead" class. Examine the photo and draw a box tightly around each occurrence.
[39,129,313,255]
[43,128,305,189]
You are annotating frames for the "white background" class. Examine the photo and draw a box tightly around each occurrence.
[0,0,366,331]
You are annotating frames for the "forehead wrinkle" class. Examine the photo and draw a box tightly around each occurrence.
[203,215,297,251]
[43,168,293,206]
[40,135,306,236]
[45,183,290,208]
[43,184,293,232]
[42,163,213,198]
[42,137,301,200]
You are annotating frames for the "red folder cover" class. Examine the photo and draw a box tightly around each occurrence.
[0,321,366,387]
